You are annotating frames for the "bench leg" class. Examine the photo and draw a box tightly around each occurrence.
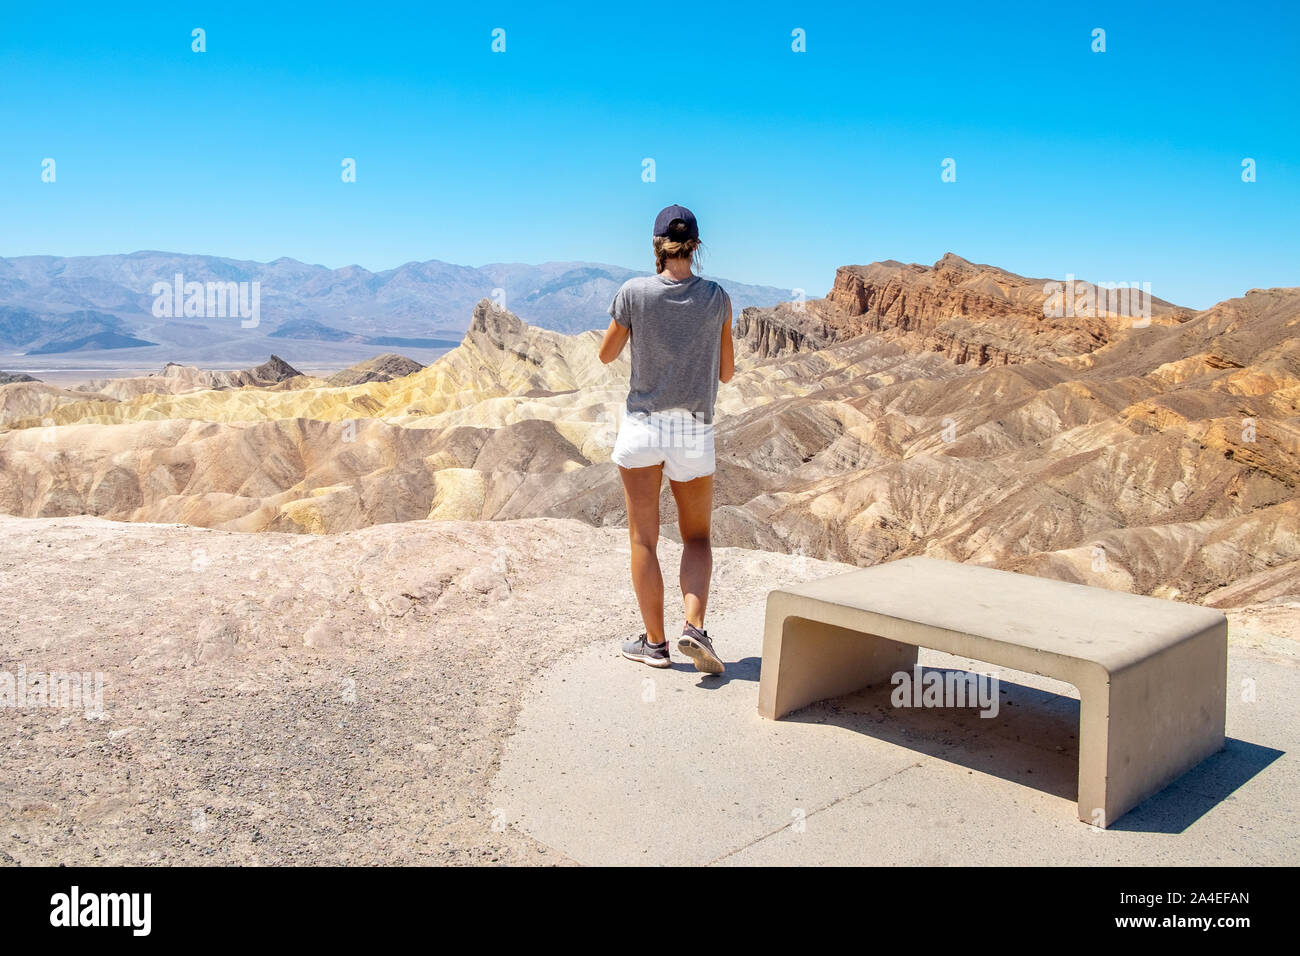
[758,611,918,720]
[1076,620,1228,828]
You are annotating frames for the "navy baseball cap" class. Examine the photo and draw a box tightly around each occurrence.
[653,204,699,240]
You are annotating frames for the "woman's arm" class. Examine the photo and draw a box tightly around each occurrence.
[719,315,734,383]
[718,292,735,383]
[598,318,630,364]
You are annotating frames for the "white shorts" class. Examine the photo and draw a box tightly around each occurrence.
[610,408,716,482]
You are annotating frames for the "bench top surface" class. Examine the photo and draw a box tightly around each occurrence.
[773,556,1226,672]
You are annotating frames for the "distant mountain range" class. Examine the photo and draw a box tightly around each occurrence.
[0,252,793,362]
[267,318,460,350]
[0,306,158,355]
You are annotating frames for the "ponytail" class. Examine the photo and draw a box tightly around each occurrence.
[653,235,703,274]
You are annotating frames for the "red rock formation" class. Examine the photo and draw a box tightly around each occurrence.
[739,253,1192,366]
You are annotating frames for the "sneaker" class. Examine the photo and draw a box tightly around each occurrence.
[621,633,671,668]
[678,622,725,674]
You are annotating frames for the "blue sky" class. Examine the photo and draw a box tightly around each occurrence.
[2,1,1297,308]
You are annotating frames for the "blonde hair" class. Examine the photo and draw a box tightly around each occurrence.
[653,235,703,274]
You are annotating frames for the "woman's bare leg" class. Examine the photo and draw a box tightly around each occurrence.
[668,474,713,628]
[618,464,665,643]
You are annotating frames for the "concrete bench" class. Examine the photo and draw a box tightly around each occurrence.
[757,556,1228,827]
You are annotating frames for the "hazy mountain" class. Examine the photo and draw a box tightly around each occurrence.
[1,306,157,354]
[268,318,459,350]
[0,252,793,359]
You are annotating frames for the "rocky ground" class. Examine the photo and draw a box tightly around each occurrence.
[0,513,851,866]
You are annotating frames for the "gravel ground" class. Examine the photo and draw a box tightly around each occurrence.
[0,513,839,866]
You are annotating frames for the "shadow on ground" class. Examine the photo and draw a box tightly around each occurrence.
[671,655,761,687]
[780,667,1283,833]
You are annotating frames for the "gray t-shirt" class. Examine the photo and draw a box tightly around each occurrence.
[609,274,730,424]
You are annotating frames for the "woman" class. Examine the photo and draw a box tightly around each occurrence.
[598,204,735,674]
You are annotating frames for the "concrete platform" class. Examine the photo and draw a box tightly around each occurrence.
[491,599,1298,866]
